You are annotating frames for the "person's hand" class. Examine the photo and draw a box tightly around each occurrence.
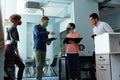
[91,34,96,40]
[47,40,51,45]
[79,44,85,51]
[49,31,55,35]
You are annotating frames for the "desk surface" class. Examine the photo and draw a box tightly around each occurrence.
[59,55,95,63]
[60,56,93,59]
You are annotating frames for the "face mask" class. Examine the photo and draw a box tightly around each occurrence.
[90,20,96,26]
[66,27,71,32]
[17,21,22,25]
[43,23,48,27]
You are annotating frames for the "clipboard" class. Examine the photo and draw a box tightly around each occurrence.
[43,37,57,42]
[91,34,96,39]
[63,38,82,44]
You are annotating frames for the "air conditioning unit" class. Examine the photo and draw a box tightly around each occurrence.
[24,1,45,14]
[25,1,43,9]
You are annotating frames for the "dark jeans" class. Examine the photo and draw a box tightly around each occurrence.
[67,53,79,79]
[4,44,25,80]
[15,54,25,80]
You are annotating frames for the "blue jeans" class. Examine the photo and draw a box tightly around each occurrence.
[67,53,79,79]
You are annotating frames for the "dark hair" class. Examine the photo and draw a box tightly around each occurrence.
[9,14,21,22]
[41,16,49,21]
[69,23,75,30]
[89,13,99,20]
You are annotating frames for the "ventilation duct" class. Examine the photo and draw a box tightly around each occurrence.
[25,1,45,16]
[97,0,106,2]
[97,0,111,3]
[98,0,112,10]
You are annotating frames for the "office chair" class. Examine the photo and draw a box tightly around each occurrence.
[32,57,36,77]
[25,57,33,77]
[43,55,58,76]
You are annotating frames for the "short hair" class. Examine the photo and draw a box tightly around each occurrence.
[69,23,75,30]
[9,14,21,22]
[89,13,99,20]
[41,16,49,21]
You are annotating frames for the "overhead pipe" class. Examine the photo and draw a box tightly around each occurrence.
[99,0,112,10]
[99,0,111,6]
[40,7,45,16]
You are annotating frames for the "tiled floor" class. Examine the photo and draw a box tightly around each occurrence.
[22,77,59,80]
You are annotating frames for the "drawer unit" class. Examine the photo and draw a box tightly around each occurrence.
[96,54,110,64]
[96,54,120,80]
[96,64,111,80]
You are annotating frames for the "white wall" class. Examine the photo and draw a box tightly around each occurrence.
[74,0,99,55]
[100,10,120,32]
[59,2,74,32]
[5,0,17,19]
[60,19,72,32]
[18,14,40,60]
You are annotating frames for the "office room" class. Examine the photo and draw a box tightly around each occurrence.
[0,0,120,80]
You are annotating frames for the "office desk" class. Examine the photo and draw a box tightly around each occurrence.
[59,56,96,80]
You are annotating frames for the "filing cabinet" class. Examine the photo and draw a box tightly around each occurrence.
[96,64,111,80]
[96,54,120,80]
[96,54,110,64]
[95,33,120,80]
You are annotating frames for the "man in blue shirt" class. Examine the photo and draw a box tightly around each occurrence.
[33,16,55,80]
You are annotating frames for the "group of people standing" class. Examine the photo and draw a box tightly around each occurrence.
[33,12,113,80]
[3,12,113,80]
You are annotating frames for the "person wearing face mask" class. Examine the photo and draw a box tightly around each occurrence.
[4,14,25,80]
[89,13,113,37]
[65,23,80,80]
[33,16,55,80]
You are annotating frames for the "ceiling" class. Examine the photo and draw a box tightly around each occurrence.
[99,0,120,17]
[22,0,120,18]
[18,0,73,18]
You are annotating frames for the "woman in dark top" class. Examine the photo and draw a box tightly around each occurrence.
[4,14,25,80]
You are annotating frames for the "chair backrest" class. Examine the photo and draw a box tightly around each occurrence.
[50,55,58,67]
[32,57,36,67]
[25,57,33,67]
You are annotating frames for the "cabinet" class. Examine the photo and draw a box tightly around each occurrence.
[96,54,120,80]
[59,57,68,80]
[96,64,111,80]
[80,55,96,80]
[95,33,120,80]
[59,56,96,80]
[95,33,120,54]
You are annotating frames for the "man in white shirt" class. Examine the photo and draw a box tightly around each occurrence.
[89,13,113,36]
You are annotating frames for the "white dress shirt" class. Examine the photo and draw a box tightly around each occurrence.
[93,21,113,35]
